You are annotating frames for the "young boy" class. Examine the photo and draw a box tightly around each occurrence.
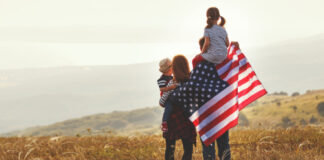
[157,58,177,132]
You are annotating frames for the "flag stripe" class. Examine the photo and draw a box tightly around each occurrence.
[198,103,238,135]
[189,83,237,122]
[239,75,259,92]
[192,87,237,126]
[238,84,265,104]
[203,117,238,145]
[219,54,245,80]
[238,80,262,98]
[201,110,239,142]
[239,89,267,110]
[196,95,237,132]
[217,51,243,75]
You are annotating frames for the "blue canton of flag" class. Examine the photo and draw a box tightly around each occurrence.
[171,61,229,116]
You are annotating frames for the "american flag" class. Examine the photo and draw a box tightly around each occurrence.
[170,43,267,146]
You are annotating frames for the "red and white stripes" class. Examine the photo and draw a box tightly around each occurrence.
[190,44,267,145]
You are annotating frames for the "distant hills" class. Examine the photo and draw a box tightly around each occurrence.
[0,34,324,134]
[2,89,324,137]
[0,63,161,133]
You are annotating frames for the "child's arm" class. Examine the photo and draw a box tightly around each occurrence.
[160,84,177,92]
[201,37,210,54]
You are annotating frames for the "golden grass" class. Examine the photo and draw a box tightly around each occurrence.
[1,126,323,160]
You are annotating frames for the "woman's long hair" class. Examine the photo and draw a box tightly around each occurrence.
[206,7,226,28]
[172,55,190,83]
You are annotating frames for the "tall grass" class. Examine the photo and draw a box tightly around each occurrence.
[1,126,323,160]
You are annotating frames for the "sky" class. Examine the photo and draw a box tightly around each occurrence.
[0,0,324,69]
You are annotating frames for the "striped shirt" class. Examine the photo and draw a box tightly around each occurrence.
[159,80,179,106]
[157,75,173,88]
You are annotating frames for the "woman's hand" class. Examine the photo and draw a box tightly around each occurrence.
[231,41,240,50]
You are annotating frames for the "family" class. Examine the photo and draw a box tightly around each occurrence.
[157,7,240,160]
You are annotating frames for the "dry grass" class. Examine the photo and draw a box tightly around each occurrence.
[1,126,323,160]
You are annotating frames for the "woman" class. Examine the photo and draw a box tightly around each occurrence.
[163,55,196,160]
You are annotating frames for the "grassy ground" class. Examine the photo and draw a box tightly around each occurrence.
[1,126,323,160]
[241,90,324,128]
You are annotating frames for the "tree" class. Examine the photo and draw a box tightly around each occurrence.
[299,119,307,125]
[238,113,249,126]
[291,105,298,113]
[281,116,294,128]
[309,116,318,124]
[317,102,324,117]
[291,92,300,96]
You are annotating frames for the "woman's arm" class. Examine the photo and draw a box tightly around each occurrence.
[201,37,210,54]
[160,84,177,92]
[225,36,230,47]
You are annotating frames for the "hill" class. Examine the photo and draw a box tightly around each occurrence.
[1,34,324,134]
[0,63,161,133]
[2,89,324,137]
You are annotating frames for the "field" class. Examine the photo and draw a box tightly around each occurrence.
[1,126,323,160]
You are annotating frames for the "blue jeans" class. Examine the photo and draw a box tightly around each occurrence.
[200,131,231,160]
[162,99,173,122]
